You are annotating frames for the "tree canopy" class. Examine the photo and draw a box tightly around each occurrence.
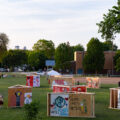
[71,44,84,60]
[28,51,46,70]
[2,50,28,68]
[115,57,120,72]
[102,40,118,51]
[97,0,120,40]
[114,50,120,66]
[83,38,105,73]
[0,33,9,62]
[32,39,55,59]
[55,42,73,71]
[72,44,84,52]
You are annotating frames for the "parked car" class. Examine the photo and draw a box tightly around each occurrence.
[47,68,53,71]
[18,68,23,72]
[37,70,45,76]
[0,68,8,72]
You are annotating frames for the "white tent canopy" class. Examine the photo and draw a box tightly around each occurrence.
[47,70,61,76]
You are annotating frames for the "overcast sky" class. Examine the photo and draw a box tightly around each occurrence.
[0,0,118,50]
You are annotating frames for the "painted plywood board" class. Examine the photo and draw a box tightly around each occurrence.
[33,76,40,87]
[69,94,93,117]
[50,94,69,117]
[26,75,40,87]
[49,76,74,88]
[8,86,32,107]
[24,93,32,104]
[48,93,95,118]
[86,77,100,88]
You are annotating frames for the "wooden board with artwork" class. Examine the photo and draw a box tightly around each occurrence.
[26,75,40,87]
[86,77,100,88]
[8,85,32,108]
[109,88,120,109]
[53,85,87,93]
[48,75,74,88]
[47,92,95,118]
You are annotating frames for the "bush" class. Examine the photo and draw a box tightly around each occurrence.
[24,101,40,120]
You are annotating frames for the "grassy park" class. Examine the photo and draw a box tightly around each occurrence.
[0,73,120,120]
[1,0,120,119]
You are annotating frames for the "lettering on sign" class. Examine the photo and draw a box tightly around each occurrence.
[69,96,87,114]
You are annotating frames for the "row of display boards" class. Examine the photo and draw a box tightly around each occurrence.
[49,75,100,89]
[48,75,97,118]
[0,74,120,118]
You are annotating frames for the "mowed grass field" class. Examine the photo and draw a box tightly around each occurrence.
[0,73,120,120]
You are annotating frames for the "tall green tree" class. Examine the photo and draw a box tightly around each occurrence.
[0,33,9,62]
[32,39,55,59]
[97,0,120,40]
[83,38,105,73]
[28,51,46,70]
[55,42,73,70]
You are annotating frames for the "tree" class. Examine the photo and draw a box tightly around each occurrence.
[28,51,46,70]
[114,50,120,66]
[0,33,9,62]
[32,39,55,59]
[83,38,105,73]
[2,50,28,68]
[102,40,118,51]
[115,57,120,72]
[55,42,73,71]
[97,0,120,40]
[72,44,84,52]
[71,44,84,60]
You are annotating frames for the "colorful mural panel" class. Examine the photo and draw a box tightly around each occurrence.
[50,94,69,117]
[86,77,100,88]
[24,93,32,104]
[26,75,40,87]
[33,76,40,87]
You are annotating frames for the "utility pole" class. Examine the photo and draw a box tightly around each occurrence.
[111,40,114,75]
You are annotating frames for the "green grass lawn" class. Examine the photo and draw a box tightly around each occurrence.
[0,73,120,120]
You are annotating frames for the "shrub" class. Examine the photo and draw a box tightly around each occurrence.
[24,101,40,120]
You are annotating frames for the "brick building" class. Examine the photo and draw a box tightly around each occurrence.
[74,51,116,74]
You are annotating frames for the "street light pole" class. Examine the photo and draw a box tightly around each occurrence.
[112,40,114,75]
